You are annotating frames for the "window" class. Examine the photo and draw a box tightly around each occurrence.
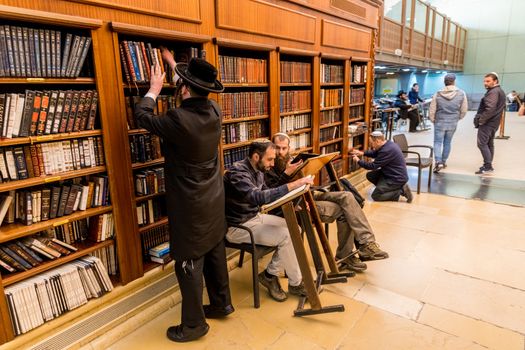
[384,0,403,23]
[405,0,413,27]
[449,23,457,45]
[428,10,434,35]
[414,1,427,33]
[434,14,443,40]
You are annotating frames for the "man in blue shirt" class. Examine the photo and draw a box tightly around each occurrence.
[352,131,412,202]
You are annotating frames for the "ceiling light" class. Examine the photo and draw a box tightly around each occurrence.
[421,70,428,73]
[402,68,411,72]
[386,72,395,75]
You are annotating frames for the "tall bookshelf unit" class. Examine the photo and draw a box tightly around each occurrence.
[0,0,382,345]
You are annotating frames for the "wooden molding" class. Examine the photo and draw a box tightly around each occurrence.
[214,37,276,51]
[322,19,371,53]
[278,47,319,57]
[0,4,102,28]
[67,0,202,23]
[110,22,211,43]
[216,0,316,44]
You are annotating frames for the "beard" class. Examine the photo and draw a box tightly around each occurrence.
[274,153,291,174]
[256,159,268,172]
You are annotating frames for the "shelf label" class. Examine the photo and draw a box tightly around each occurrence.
[53,219,69,227]
[44,176,62,183]
[35,135,54,142]
[26,78,45,82]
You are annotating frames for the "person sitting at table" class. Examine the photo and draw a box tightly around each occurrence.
[394,90,420,132]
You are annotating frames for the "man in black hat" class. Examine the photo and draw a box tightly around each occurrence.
[394,90,420,132]
[135,49,233,342]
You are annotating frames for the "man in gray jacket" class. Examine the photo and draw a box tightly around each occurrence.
[473,72,506,175]
[429,73,468,172]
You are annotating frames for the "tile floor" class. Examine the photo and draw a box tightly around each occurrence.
[106,191,525,350]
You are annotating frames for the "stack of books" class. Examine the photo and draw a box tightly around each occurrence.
[148,241,170,264]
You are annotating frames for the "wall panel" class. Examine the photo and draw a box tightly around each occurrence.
[322,19,371,53]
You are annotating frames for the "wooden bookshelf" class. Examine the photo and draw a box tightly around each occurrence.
[287,127,312,136]
[222,115,269,124]
[127,128,150,135]
[320,105,344,111]
[320,121,343,129]
[131,158,165,170]
[321,82,344,87]
[135,192,165,203]
[222,83,269,88]
[349,102,365,107]
[319,138,344,147]
[280,109,312,116]
[0,78,96,84]
[2,239,115,287]
[138,217,169,234]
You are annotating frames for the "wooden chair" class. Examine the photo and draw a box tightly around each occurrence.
[393,134,433,194]
[225,223,277,308]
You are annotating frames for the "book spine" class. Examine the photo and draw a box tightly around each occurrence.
[65,91,79,132]
[85,91,98,130]
[22,27,32,77]
[60,33,72,78]
[44,29,51,78]
[73,37,91,77]
[5,26,15,76]
[36,90,50,136]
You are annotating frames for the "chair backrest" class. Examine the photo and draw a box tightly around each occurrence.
[393,134,409,154]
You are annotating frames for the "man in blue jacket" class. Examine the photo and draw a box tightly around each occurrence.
[351,131,412,202]
[474,72,506,175]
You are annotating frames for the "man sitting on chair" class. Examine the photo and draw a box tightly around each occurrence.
[394,90,420,132]
[224,140,313,302]
[265,133,389,273]
[352,131,413,203]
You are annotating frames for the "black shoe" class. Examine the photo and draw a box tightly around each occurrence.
[203,304,235,319]
[433,162,444,173]
[475,166,494,175]
[401,183,413,203]
[340,255,367,272]
[166,323,209,342]
[288,281,307,297]
[258,271,287,302]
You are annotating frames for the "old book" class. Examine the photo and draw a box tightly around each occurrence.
[65,91,80,132]
[35,144,45,175]
[88,215,103,242]
[36,238,71,255]
[4,93,18,138]
[55,31,61,76]
[67,36,85,78]
[22,237,60,258]
[51,90,65,134]
[58,90,73,133]
[32,28,41,77]
[73,37,91,77]
[121,41,137,82]
[0,193,13,225]
[126,41,141,82]
[29,90,43,136]
[13,147,28,180]
[6,243,38,267]
[1,93,11,137]
[4,148,19,181]
[14,26,23,77]
[60,33,72,77]
[72,90,87,132]
[50,30,56,78]
[119,42,131,83]
[44,90,59,135]
[1,246,31,270]
[71,184,83,212]
[41,188,51,221]
[22,146,34,178]
[49,186,61,219]
[29,145,40,177]
[85,91,98,130]
[18,90,34,137]
[50,238,77,252]
[36,90,50,135]
[44,29,51,77]
[27,28,36,77]
[15,241,43,264]
[86,181,95,209]
[56,185,71,217]
[77,90,92,131]
[0,247,26,271]
[11,93,25,138]
[4,26,15,76]
[0,150,10,181]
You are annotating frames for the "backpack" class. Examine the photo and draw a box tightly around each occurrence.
[337,178,365,208]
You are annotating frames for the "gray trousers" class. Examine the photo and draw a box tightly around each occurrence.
[226,214,302,286]
[477,125,497,168]
[313,191,375,259]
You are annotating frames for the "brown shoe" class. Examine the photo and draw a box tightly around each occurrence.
[340,255,367,272]
[358,242,389,261]
[288,281,307,297]
[258,271,287,302]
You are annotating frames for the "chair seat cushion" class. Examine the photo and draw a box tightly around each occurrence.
[406,157,433,167]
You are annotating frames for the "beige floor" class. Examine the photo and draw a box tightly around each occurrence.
[403,111,525,181]
[106,192,525,350]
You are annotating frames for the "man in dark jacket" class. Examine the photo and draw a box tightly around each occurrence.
[135,52,232,342]
[408,83,424,104]
[352,131,412,202]
[394,90,420,132]
[474,72,506,175]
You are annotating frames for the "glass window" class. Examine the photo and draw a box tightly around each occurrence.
[405,0,413,27]
[449,23,457,45]
[434,14,443,40]
[384,0,403,23]
[414,1,427,33]
[428,10,434,35]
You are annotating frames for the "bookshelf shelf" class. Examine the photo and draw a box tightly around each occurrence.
[127,129,150,135]
[321,82,344,87]
[222,115,269,124]
[320,121,343,129]
[292,146,313,155]
[131,158,165,170]
[280,82,312,87]
[0,166,107,193]
[222,140,257,150]
[0,130,103,147]
[138,217,169,234]
[286,127,312,136]
[349,130,367,138]
[320,105,343,111]
[350,82,366,86]
[279,109,312,117]
[0,78,96,85]
[135,192,165,203]
[348,117,365,123]
[0,206,113,244]
[319,138,344,147]
[123,82,175,89]
[2,239,115,287]
[222,83,269,88]
[349,102,365,107]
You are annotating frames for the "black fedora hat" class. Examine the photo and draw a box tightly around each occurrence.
[175,58,224,93]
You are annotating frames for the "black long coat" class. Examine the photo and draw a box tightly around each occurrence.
[135,97,226,260]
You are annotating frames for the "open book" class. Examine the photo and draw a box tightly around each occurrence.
[260,180,311,213]
[289,152,339,179]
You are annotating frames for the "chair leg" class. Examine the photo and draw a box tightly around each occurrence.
[238,250,245,268]
[324,223,329,239]
[417,167,422,194]
[428,165,432,191]
[252,253,260,308]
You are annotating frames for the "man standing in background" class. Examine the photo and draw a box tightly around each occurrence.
[408,83,424,105]
[429,73,468,173]
[474,72,506,175]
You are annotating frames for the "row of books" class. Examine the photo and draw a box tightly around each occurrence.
[125,95,175,130]
[0,176,110,226]
[0,90,98,138]
[0,137,105,183]
[350,87,366,104]
[320,109,341,125]
[280,113,311,132]
[290,132,311,150]
[279,90,311,113]
[350,105,365,119]
[148,241,171,264]
[129,134,162,164]
[320,126,341,143]
[41,215,113,246]
[141,224,169,259]
[320,88,343,108]
[91,243,117,275]
[351,64,368,84]
[218,92,268,119]
[0,25,92,78]
[223,145,249,168]
[280,61,311,83]
[321,142,341,155]
[135,167,165,197]
[222,120,267,144]
[218,56,267,84]
[320,64,344,83]
[137,198,166,227]
[4,255,113,335]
